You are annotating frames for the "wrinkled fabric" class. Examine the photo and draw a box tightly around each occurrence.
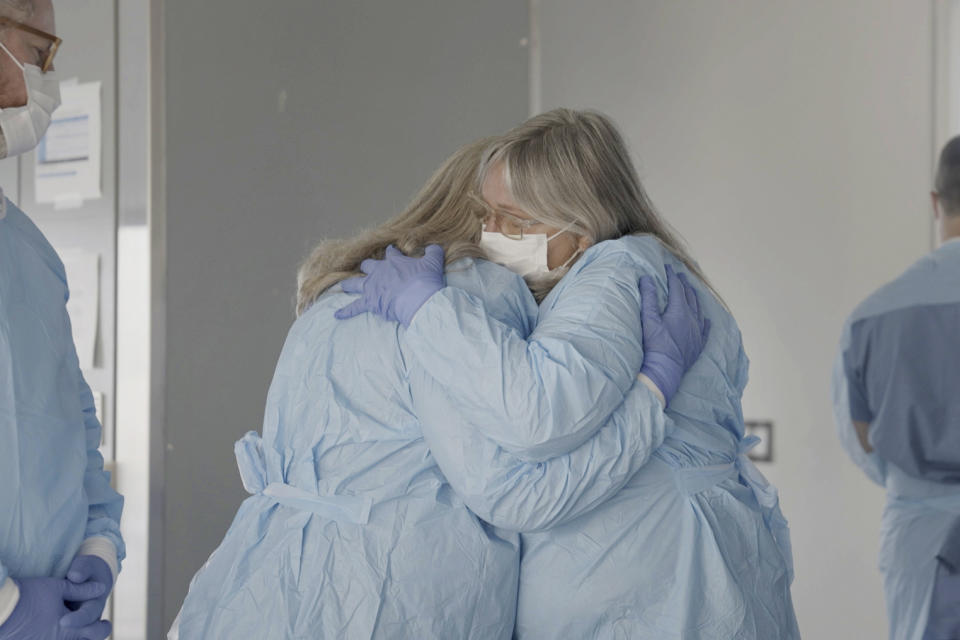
[171,258,537,640]
[834,240,960,640]
[411,363,671,533]
[878,472,960,640]
[406,235,799,639]
[924,516,960,640]
[407,240,651,461]
[0,198,124,586]
[938,515,960,571]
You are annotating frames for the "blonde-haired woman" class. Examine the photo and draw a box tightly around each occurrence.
[340,109,801,639]
[168,136,704,639]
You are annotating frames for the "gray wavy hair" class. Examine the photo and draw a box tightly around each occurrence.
[0,0,34,18]
[296,138,491,315]
[480,108,719,302]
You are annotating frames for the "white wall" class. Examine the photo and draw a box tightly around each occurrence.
[935,0,960,155]
[537,1,934,637]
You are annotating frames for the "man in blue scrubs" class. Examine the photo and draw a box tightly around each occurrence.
[833,135,960,640]
[0,1,124,639]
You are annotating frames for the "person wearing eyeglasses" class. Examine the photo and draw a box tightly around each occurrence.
[168,137,705,639]
[0,2,124,640]
[339,109,800,639]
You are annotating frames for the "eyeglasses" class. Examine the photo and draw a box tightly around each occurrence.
[469,193,543,240]
[0,16,61,72]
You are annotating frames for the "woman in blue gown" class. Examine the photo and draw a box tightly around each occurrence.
[342,109,800,638]
[170,136,703,639]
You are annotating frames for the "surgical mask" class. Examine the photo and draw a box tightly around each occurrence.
[479,225,581,279]
[0,40,60,159]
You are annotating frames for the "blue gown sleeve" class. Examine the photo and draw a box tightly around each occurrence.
[0,262,14,588]
[77,368,125,565]
[59,290,125,567]
[0,333,7,588]
[412,367,669,531]
[831,330,886,486]
[404,250,648,461]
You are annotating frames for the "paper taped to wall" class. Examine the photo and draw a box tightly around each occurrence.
[34,81,102,208]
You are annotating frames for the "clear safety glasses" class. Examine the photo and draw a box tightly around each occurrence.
[0,16,61,72]
[469,192,543,240]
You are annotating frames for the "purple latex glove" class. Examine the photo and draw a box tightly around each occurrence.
[335,244,446,327]
[0,576,107,640]
[60,555,113,633]
[638,264,711,405]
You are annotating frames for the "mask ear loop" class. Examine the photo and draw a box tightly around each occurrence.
[0,40,25,71]
[546,222,575,243]
[558,246,583,270]
[547,222,585,270]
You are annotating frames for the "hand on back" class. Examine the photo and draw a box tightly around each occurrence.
[335,244,446,327]
[638,264,711,405]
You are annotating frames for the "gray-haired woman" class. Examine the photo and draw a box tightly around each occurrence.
[169,134,704,639]
[339,108,800,639]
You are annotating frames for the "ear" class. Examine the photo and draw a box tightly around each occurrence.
[932,191,941,220]
[577,235,594,252]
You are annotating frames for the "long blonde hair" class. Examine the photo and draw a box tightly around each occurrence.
[480,108,720,302]
[296,138,491,315]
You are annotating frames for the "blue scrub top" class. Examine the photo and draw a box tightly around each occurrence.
[834,239,960,640]
[841,239,960,483]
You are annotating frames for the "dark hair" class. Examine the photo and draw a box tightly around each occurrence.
[935,135,960,216]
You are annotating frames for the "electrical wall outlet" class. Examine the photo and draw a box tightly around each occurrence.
[744,421,774,463]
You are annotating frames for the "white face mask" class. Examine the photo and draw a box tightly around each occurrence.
[0,40,60,159]
[479,225,581,279]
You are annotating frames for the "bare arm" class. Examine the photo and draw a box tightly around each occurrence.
[853,420,874,453]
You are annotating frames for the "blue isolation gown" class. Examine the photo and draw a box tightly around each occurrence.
[173,258,543,639]
[0,197,124,587]
[404,235,799,639]
[833,238,960,640]
[171,248,701,639]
